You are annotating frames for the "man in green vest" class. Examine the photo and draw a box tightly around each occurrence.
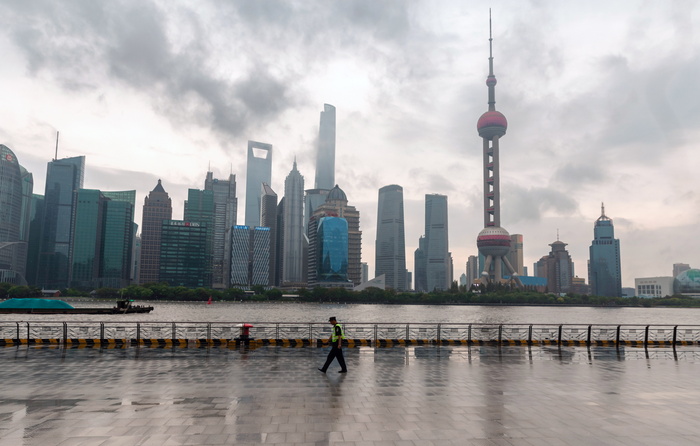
[318,316,347,373]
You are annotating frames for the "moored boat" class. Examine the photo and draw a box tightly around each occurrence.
[0,298,154,314]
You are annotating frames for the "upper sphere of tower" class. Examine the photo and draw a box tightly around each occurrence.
[477,111,508,139]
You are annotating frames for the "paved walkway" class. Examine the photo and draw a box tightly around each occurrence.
[1,345,700,445]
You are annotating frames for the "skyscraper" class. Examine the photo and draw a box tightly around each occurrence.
[69,189,106,288]
[0,145,28,285]
[230,225,270,287]
[244,141,272,227]
[588,203,622,297]
[537,239,574,294]
[414,235,427,292]
[139,180,172,284]
[260,183,279,286]
[38,155,85,289]
[315,104,336,190]
[508,234,524,276]
[26,194,44,286]
[160,220,208,288]
[184,188,214,288]
[281,160,305,286]
[375,185,406,290]
[310,185,362,285]
[205,172,237,289]
[316,216,349,284]
[475,14,521,286]
[466,255,479,286]
[424,194,450,292]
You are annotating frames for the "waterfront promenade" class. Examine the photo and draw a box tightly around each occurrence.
[1,345,700,445]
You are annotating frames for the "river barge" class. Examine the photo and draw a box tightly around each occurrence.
[0,298,153,314]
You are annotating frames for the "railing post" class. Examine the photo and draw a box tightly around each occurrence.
[276,323,280,340]
[406,324,409,341]
[207,323,211,341]
[25,322,29,342]
[309,323,312,343]
[64,322,68,344]
[558,325,562,346]
[100,322,104,341]
[172,323,176,341]
[673,325,678,346]
[16,322,19,341]
[437,323,441,344]
[136,322,141,344]
[645,325,649,345]
[374,324,377,345]
[498,325,503,344]
[587,325,592,345]
[468,324,471,344]
[528,325,532,345]
[616,325,621,346]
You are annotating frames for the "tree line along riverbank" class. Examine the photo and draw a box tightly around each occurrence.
[2,282,700,308]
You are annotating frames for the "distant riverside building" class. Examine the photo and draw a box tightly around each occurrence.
[466,255,479,285]
[69,189,136,289]
[139,180,172,284]
[230,225,270,287]
[131,235,141,284]
[281,160,305,286]
[588,204,622,297]
[244,141,272,227]
[361,262,369,284]
[184,188,214,288]
[414,235,427,292]
[0,145,28,285]
[570,276,590,295]
[424,194,450,292]
[315,104,336,190]
[508,234,524,276]
[26,194,44,285]
[304,189,329,234]
[375,185,407,291]
[316,217,349,284]
[459,273,467,286]
[635,276,673,298]
[37,155,85,289]
[673,263,691,278]
[536,239,574,294]
[205,172,237,289]
[260,183,279,286]
[309,185,362,285]
[159,220,208,288]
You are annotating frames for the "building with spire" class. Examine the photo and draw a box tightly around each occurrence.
[475,13,521,286]
[260,183,279,286]
[205,172,237,289]
[375,185,407,291]
[281,160,305,286]
[315,104,336,190]
[0,145,28,285]
[535,237,574,294]
[139,180,172,284]
[244,141,272,227]
[589,203,622,297]
[37,155,85,289]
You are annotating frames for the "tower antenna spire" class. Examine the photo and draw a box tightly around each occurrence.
[487,9,497,111]
[54,131,59,161]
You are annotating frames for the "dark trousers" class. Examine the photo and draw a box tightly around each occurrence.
[321,344,347,372]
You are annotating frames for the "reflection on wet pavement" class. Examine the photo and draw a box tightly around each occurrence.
[1,345,700,445]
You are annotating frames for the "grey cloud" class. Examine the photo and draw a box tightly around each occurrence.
[505,185,579,223]
[553,163,607,189]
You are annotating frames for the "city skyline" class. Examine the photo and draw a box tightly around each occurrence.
[1,2,699,287]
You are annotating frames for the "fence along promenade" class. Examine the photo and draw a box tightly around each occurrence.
[1,322,700,347]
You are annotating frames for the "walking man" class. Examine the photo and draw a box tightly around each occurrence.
[318,316,347,373]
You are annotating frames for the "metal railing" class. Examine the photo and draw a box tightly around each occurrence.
[2,322,700,346]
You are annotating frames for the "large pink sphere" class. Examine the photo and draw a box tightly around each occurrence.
[477,226,511,257]
[477,110,507,140]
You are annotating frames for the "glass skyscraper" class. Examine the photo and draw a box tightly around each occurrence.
[588,204,622,297]
[282,160,305,286]
[244,141,272,227]
[101,191,136,288]
[424,194,450,292]
[317,217,349,283]
[375,185,406,290]
[205,172,237,289]
[230,225,270,287]
[159,220,208,288]
[184,188,214,289]
[260,183,278,286]
[38,155,85,289]
[315,104,336,190]
[0,145,28,285]
[139,180,172,284]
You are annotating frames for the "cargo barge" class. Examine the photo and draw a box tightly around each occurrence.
[0,298,154,314]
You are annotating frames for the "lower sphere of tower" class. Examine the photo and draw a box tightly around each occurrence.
[477,226,511,257]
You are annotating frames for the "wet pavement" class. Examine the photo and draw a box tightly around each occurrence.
[1,345,700,446]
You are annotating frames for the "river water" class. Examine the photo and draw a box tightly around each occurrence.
[1,301,700,326]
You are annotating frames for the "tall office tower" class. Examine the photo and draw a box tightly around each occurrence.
[244,141,272,227]
[375,185,407,291]
[508,234,524,276]
[0,145,28,285]
[159,220,208,288]
[139,180,172,284]
[230,225,270,287]
[588,203,622,297]
[19,166,33,243]
[26,194,44,285]
[475,15,522,286]
[538,239,574,294]
[131,234,141,284]
[459,273,467,286]
[304,189,330,233]
[205,172,237,289]
[184,188,214,288]
[315,104,336,190]
[310,185,362,285]
[414,235,427,292]
[316,216,349,284]
[466,255,479,285]
[69,189,135,289]
[673,263,691,278]
[38,154,85,289]
[361,262,368,284]
[260,183,279,286]
[281,160,305,286]
[275,198,285,287]
[424,194,450,292]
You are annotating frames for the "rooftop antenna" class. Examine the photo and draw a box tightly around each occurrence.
[557,229,560,241]
[54,131,59,161]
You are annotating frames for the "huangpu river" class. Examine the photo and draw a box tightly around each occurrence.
[1,301,699,325]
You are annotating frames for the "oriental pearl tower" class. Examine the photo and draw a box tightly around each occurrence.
[476,12,522,286]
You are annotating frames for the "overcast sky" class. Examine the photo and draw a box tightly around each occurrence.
[1,0,698,288]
